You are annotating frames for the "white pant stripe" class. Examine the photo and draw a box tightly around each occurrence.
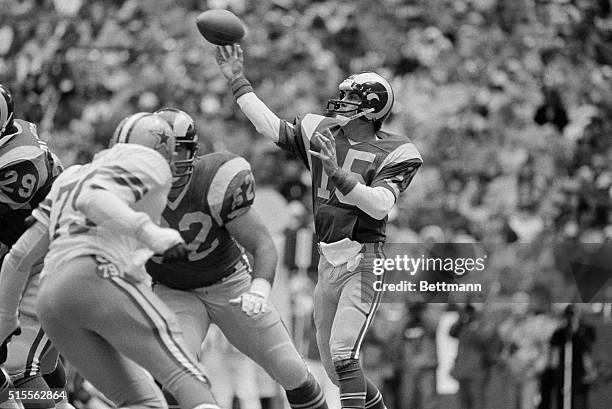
[27,333,50,377]
[110,277,206,383]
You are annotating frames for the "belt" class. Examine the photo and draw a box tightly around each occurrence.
[219,254,250,282]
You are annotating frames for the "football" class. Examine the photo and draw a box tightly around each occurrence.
[196,9,246,46]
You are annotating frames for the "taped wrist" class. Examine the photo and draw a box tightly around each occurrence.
[135,221,166,252]
[230,75,254,99]
[249,277,271,299]
[330,168,358,195]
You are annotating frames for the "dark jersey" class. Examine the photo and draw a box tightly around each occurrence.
[278,113,422,243]
[0,119,62,246]
[146,152,255,289]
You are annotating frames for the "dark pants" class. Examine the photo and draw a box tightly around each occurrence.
[457,375,488,409]
[399,368,437,409]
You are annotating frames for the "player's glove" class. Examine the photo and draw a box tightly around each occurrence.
[136,221,186,257]
[229,278,271,317]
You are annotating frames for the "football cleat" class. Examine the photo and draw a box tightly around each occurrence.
[326,72,394,127]
[111,112,176,165]
[155,108,199,187]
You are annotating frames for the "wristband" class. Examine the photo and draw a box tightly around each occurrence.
[230,75,254,99]
[330,168,358,195]
[249,277,272,299]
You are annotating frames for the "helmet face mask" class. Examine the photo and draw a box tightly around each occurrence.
[111,112,176,165]
[325,91,362,116]
[155,108,199,189]
[0,84,15,138]
[326,72,394,126]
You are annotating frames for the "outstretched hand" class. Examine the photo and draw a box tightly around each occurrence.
[309,129,339,176]
[215,44,244,80]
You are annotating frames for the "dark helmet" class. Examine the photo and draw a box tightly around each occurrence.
[155,108,198,187]
[326,72,394,127]
[0,84,15,138]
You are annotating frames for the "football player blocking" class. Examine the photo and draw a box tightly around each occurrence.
[147,108,328,409]
[2,113,220,409]
[216,45,423,409]
[0,84,72,409]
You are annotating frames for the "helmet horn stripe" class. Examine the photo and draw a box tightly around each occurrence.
[0,94,8,132]
[119,113,149,143]
[172,115,191,138]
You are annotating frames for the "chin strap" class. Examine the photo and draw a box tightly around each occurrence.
[335,108,374,126]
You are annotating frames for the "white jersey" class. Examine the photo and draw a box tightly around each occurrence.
[34,144,172,276]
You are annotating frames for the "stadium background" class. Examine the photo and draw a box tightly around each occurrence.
[1,0,612,408]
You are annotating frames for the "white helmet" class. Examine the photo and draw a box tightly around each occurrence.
[111,112,176,164]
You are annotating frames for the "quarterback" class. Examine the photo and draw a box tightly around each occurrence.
[217,46,422,409]
[147,108,328,409]
[3,113,220,409]
[0,84,67,409]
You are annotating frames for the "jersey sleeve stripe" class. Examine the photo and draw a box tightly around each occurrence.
[299,114,326,172]
[110,176,148,201]
[99,166,149,201]
[279,121,310,170]
[207,157,251,225]
[375,142,422,173]
[372,159,422,199]
[0,145,45,168]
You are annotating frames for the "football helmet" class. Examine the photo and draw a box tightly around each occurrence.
[0,84,15,138]
[326,72,394,126]
[155,108,198,187]
[111,112,176,164]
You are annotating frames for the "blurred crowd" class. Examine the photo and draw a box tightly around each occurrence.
[2,0,612,408]
[353,301,607,409]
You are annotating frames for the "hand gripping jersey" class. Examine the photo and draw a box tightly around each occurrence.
[146,152,255,290]
[0,119,62,246]
[278,113,422,243]
[34,144,172,276]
